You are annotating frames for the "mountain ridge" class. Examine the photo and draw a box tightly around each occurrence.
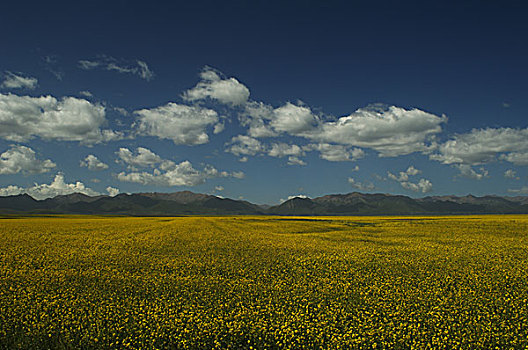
[1,191,528,216]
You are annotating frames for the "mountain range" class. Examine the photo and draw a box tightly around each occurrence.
[1,191,528,216]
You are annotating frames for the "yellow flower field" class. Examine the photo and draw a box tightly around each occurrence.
[1,215,527,349]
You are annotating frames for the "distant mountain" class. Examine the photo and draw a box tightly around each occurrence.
[0,194,40,212]
[267,192,528,215]
[1,191,528,216]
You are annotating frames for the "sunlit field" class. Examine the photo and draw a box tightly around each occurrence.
[1,215,527,349]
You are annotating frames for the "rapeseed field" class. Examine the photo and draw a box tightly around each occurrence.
[1,215,527,349]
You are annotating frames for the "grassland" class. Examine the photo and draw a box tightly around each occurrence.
[1,215,527,349]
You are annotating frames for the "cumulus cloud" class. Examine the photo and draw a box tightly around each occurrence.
[241,101,318,137]
[508,187,528,195]
[231,171,245,179]
[270,103,319,134]
[198,67,445,160]
[182,66,250,106]
[114,146,244,187]
[117,160,241,187]
[0,174,100,200]
[134,102,218,145]
[311,105,445,157]
[114,107,129,116]
[348,177,375,191]
[116,147,162,169]
[1,71,38,89]
[431,127,528,166]
[500,152,528,166]
[387,166,421,182]
[401,178,433,193]
[388,166,432,193]
[304,143,364,162]
[80,155,109,171]
[78,56,154,81]
[268,142,304,158]
[241,102,277,137]
[226,135,264,157]
[106,186,120,197]
[504,169,519,180]
[454,164,489,180]
[0,93,120,144]
[287,156,306,166]
[213,123,225,134]
[241,101,445,157]
[0,145,55,174]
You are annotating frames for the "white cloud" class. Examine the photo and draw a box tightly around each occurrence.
[117,160,240,187]
[114,146,245,186]
[348,177,375,191]
[287,156,306,166]
[270,103,319,134]
[231,171,245,179]
[0,174,100,200]
[42,55,64,81]
[500,152,528,166]
[1,71,38,89]
[400,178,433,193]
[193,68,445,159]
[79,90,93,97]
[388,166,432,193]
[431,127,528,166]
[80,155,109,171]
[0,185,24,197]
[242,101,445,158]
[0,145,55,174]
[78,56,154,81]
[213,123,225,134]
[454,164,489,180]
[304,143,364,162]
[116,147,162,168]
[279,194,310,202]
[134,102,218,145]
[508,187,528,195]
[136,60,155,81]
[504,169,519,180]
[241,101,318,137]
[106,186,120,197]
[114,107,129,116]
[387,166,421,182]
[226,135,264,156]
[268,142,304,158]
[182,66,250,106]
[0,93,120,144]
[241,102,277,137]
[288,194,309,200]
[312,105,446,157]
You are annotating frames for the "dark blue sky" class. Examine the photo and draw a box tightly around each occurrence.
[0,0,527,203]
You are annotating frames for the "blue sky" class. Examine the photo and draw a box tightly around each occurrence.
[0,0,527,204]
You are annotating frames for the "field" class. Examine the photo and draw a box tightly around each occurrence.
[1,215,527,349]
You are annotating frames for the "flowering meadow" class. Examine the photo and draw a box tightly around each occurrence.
[1,215,527,349]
